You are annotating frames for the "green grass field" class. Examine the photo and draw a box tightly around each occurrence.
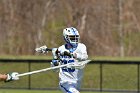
[0,89,115,93]
[0,56,139,92]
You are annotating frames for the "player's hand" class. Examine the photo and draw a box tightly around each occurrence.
[73,62,85,69]
[5,72,19,82]
[72,60,91,69]
[67,62,85,69]
[60,50,73,58]
[35,45,47,53]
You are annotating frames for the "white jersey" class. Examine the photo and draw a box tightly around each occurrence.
[58,43,88,84]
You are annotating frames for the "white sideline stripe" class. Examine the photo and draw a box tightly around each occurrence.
[17,60,91,77]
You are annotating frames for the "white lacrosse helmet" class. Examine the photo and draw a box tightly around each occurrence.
[63,27,80,48]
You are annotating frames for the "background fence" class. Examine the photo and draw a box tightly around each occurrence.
[0,59,139,92]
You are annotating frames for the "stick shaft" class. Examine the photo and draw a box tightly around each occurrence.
[17,60,91,77]
[17,64,68,77]
[46,48,52,51]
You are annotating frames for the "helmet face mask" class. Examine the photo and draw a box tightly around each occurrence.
[67,35,79,43]
[63,27,80,48]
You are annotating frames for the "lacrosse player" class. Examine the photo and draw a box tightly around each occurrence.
[0,72,19,82]
[36,27,88,93]
[52,27,88,93]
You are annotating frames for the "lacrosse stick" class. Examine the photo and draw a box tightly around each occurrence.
[17,60,91,77]
[35,45,53,53]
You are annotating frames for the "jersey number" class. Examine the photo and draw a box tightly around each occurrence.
[62,60,75,72]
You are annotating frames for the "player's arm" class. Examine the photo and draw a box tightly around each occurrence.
[0,74,7,81]
[0,72,19,82]
[51,48,60,66]
[59,44,88,61]
[73,44,88,61]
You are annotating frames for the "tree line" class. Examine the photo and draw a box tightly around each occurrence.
[0,0,140,56]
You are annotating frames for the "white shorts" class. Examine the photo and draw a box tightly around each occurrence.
[59,82,80,93]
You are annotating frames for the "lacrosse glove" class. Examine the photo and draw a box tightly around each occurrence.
[5,72,19,82]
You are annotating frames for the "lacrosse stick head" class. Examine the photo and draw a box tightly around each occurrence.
[35,45,48,53]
